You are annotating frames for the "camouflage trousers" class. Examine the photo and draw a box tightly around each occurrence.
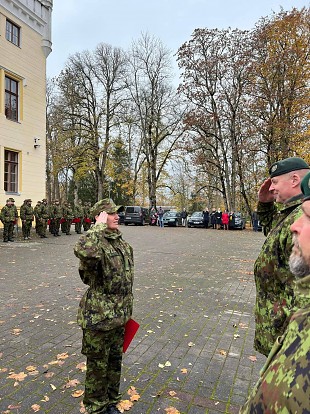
[3,221,14,241]
[22,220,32,238]
[81,327,125,413]
[75,219,83,234]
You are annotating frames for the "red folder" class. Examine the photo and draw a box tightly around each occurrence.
[123,319,140,353]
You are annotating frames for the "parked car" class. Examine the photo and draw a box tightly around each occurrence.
[124,206,150,226]
[187,211,204,228]
[233,212,246,229]
[163,211,182,227]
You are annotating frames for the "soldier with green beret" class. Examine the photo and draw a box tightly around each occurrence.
[254,157,309,356]
[240,171,310,413]
[74,199,134,414]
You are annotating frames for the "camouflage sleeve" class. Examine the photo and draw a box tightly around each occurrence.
[240,308,310,413]
[73,223,107,261]
[257,201,277,236]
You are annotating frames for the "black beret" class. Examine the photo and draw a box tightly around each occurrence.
[269,157,309,178]
[301,171,310,202]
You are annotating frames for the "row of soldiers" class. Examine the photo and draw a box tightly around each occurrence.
[0,198,93,242]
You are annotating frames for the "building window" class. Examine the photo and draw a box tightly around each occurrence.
[4,150,19,193]
[5,19,20,46]
[5,76,19,121]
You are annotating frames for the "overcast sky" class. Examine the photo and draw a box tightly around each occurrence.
[47,0,308,79]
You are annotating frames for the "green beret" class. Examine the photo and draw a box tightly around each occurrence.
[91,198,124,216]
[269,157,309,178]
[301,171,310,202]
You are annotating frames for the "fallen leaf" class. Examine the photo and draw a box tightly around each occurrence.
[165,407,180,414]
[12,328,22,335]
[219,349,227,356]
[180,368,188,374]
[72,389,84,398]
[116,399,133,412]
[76,362,87,372]
[188,342,195,347]
[239,323,248,329]
[169,391,177,397]
[249,355,257,362]
[63,379,80,389]
[50,384,57,391]
[57,352,69,360]
[130,394,140,402]
[7,372,27,382]
[127,386,138,396]
[41,396,49,402]
[26,365,37,372]
[44,372,55,378]
[31,404,41,412]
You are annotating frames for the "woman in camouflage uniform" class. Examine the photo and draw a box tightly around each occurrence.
[74,199,134,414]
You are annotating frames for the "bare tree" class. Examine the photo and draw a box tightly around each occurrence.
[125,32,185,208]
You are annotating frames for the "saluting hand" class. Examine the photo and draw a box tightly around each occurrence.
[95,211,108,224]
[258,178,275,203]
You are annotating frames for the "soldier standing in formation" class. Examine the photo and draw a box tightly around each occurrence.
[240,170,310,413]
[254,157,309,356]
[62,201,74,235]
[50,200,62,237]
[19,199,34,240]
[83,201,92,231]
[74,199,84,234]
[74,199,134,414]
[37,199,49,238]
[33,201,42,234]
[1,198,18,242]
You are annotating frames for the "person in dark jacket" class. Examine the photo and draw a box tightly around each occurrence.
[74,199,134,414]
[210,208,217,229]
[215,208,222,230]
[203,208,209,228]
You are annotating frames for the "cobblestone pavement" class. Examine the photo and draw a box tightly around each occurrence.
[0,225,266,414]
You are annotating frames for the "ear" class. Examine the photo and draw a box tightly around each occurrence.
[291,173,301,188]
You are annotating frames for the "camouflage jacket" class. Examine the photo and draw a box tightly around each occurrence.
[1,205,18,223]
[74,204,84,218]
[20,205,34,221]
[240,274,310,413]
[74,223,134,331]
[254,198,303,356]
[50,204,62,219]
[38,203,49,220]
[62,205,74,220]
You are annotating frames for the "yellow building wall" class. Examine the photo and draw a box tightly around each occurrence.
[0,5,47,214]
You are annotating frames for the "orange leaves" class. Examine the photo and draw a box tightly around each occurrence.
[165,408,180,414]
[72,389,84,398]
[117,400,133,412]
[7,371,28,384]
[117,387,140,412]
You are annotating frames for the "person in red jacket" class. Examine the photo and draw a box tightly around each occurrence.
[221,210,229,230]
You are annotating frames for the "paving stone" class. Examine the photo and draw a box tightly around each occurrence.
[0,226,266,413]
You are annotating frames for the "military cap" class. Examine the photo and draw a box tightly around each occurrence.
[269,157,309,178]
[9,197,15,202]
[301,171,310,202]
[91,198,124,217]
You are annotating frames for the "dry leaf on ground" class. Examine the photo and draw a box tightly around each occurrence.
[63,379,80,388]
[31,404,41,412]
[7,372,27,382]
[116,399,133,412]
[165,407,180,414]
[72,389,84,398]
[76,362,87,372]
